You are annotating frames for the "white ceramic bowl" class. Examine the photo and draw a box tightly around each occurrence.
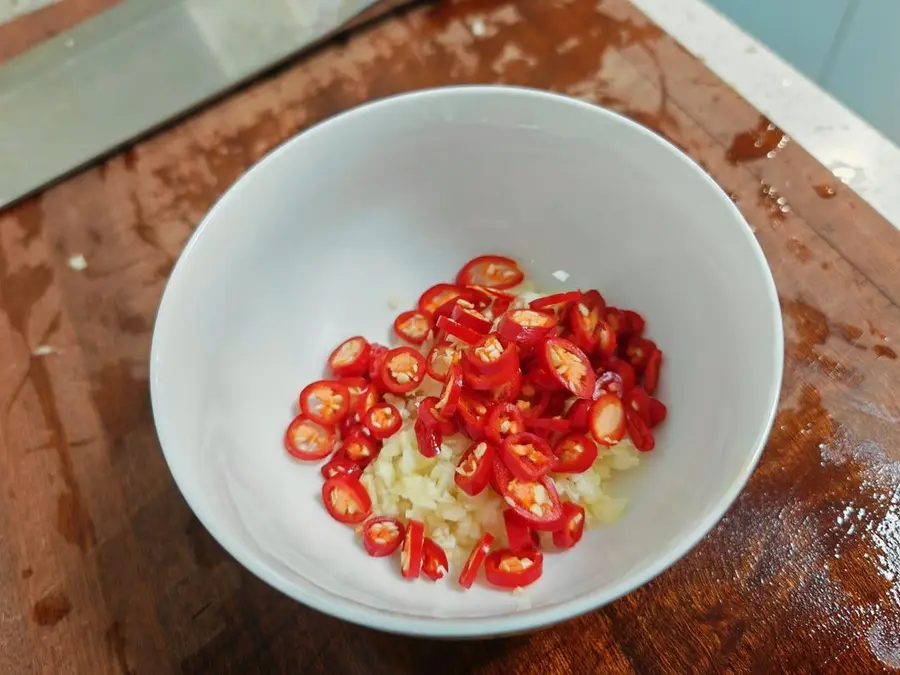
[150,86,783,638]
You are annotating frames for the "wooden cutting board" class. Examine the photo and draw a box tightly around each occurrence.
[0,0,122,63]
[0,0,899,672]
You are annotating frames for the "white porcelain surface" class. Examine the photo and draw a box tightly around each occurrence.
[150,86,783,638]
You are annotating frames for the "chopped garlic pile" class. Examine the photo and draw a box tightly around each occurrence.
[360,418,640,564]
[359,279,643,565]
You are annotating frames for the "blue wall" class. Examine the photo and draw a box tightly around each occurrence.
[707,0,900,146]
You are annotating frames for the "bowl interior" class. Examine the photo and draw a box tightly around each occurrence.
[151,87,782,636]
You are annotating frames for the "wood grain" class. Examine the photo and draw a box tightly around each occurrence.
[1,0,899,672]
[0,0,122,63]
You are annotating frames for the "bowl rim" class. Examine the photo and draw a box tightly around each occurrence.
[150,84,784,638]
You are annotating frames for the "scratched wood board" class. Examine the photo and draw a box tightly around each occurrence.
[0,0,122,62]
[0,0,898,673]
[0,0,60,26]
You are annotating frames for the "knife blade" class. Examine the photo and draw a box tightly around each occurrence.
[0,0,400,208]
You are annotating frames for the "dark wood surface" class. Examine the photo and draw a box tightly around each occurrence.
[0,0,123,62]
[2,0,900,672]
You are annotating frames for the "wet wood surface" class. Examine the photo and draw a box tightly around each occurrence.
[1,0,900,672]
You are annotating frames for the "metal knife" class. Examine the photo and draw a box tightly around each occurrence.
[0,0,399,208]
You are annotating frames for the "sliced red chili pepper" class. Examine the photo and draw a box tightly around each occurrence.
[426,340,462,382]
[489,463,503,496]
[401,519,425,579]
[466,285,516,312]
[284,415,336,461]
[603,307,631,344]
[320,452,364,480]
[552,502,586,549]
[514,380,551,419]
[418,396,457,436]
[354,381,381,417]
[465,333,518,375]
[589,393,626,447]
[368,343,390,384]
[552,434,598,473]
[525,361,563,392]
[299,380,351,426]
[545,390,570,416]
[339,416,366,440]
[451,300,493,334]
[432,297,459,321]
[530,297,580,324]
[594,319,618,359]
[497,309,557,347]
[362,402,402,439]
[456,391,490,439]
[623,387,653,424]
[603,307,630,338]
[539,337,596,399]
[566,399,591,432]
[393,310,433,346]
[503,510,540,553]
[581,289,606,313]
[321,476,371,524]
[362,517,405,557]
[529,290,582,313]
[435,315,483,345]
[501,432,554,481]
[517,347,536,370]
[459,285,494,310]
[643,348,662,395]
[567,296,604,354]
[414,417,442,458]
[525,416,571,436]
[623,309,646,337]
[601,355,637,391]
[557,327,577,345]
[422,538,450,581]
[462,356,517,391]
[454,440,496,496]
[456,255,524,289]
[380,347,426,394]
[624,337,657,372]
[418,283,463,315]
[434,363,463,416]
[593,371,626,399]
[433,288,483,320]
[490,296,514,317]
[434,294,478,324]
[328,336,371,377]
[485,368,522,405]
[458,533,494,589]
[485,402,526,445]
[484,548,543,589]
[344,433,379,463]
[339,377,369,411]
[648,397,668,428]
[625,408,656,451]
